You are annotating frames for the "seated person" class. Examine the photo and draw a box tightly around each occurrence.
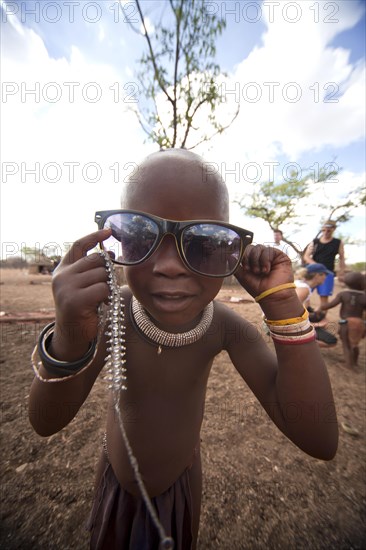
[295,264,337,347]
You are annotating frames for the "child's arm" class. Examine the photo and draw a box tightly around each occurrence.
[294,285,309,304]
[318,293,342,311]
[228,245,338,460]
[302,241,314,265]
[28,229,112,436]
[337,241,346,281]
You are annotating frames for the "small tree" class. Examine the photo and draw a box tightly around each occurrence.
[128,0,239,149]
[235,167,345,257]
[236,167,365,258]
[318,184,366,225]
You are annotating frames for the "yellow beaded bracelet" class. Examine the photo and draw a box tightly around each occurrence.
[265,308,309,326]
[254,282,296,303]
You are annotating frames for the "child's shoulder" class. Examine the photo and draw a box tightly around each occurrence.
[342,289,366,297]
[213,297,249,317]
[212,298,255,333]
[212,299,262,352]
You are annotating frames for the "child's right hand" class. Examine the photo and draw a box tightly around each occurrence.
[50,229,112,361]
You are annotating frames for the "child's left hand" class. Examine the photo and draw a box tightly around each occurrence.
[233,245,293,300]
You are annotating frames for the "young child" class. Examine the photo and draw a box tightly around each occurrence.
[319,271,366,368]
[29,149,338,550]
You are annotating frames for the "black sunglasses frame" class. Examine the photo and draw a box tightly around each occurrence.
[95,209,254,278]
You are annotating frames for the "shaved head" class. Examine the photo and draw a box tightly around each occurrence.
[344,271,366,291]
[121,149,230,221]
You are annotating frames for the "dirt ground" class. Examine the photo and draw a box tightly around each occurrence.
[0,268,365,549]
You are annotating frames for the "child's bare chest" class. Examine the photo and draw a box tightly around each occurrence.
[105,334,218,496]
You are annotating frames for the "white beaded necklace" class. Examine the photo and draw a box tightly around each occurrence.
[101,251,174,550]
[131,296,214,354]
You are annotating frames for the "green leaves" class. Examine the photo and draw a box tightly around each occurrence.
[130,0,236,149]
[237,166,363,258]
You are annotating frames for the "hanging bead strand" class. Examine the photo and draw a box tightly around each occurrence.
[99,251,174,550]
[102,251,127,393]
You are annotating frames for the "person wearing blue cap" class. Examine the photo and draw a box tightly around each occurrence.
[306,263,333,277]
[295,264,337,347]
[303,220,346,309]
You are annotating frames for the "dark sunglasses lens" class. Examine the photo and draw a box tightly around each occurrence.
[182,224,242,276]
[102,213,159,264]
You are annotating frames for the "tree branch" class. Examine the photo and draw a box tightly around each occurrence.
[135,0,174,106]
[186,104,240,149]
[168,0,184,147]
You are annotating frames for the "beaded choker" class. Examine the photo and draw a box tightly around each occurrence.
[131,296,214,354]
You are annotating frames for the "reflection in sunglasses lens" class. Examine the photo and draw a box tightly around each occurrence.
[104,213,159,263]
[183,225,241,276]
[101,214,246,276]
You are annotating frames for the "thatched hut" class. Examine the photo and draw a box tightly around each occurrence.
[28,254,56,275]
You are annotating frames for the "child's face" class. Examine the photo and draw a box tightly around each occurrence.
[315,272,327,285]
[123,154,227,330]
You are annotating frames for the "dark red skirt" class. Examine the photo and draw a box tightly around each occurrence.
[86,460,193,550]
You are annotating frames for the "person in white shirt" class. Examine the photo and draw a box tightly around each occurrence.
[272,229,292,257]
[294,263,337,347]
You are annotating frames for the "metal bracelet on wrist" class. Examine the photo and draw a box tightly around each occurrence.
[37,321,97,377]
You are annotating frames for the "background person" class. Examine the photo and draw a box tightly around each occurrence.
[295,263,337,348]
[319,272,366,368]
[303,220,346,309]
[272,229,290,256]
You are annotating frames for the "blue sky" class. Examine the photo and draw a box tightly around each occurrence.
[1,0,365,263]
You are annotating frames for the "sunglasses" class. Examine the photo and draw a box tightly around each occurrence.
[95,210,253,278]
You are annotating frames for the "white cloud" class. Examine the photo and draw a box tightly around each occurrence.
[193,0,364,166]
[0,0,24,35]
[125,65,134,78]
[1,14,155,257]
[1,0,364,266]
[98,24,105,42]
[262,0,363,49]
[191,1,366,263]
[140,16,154,36]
